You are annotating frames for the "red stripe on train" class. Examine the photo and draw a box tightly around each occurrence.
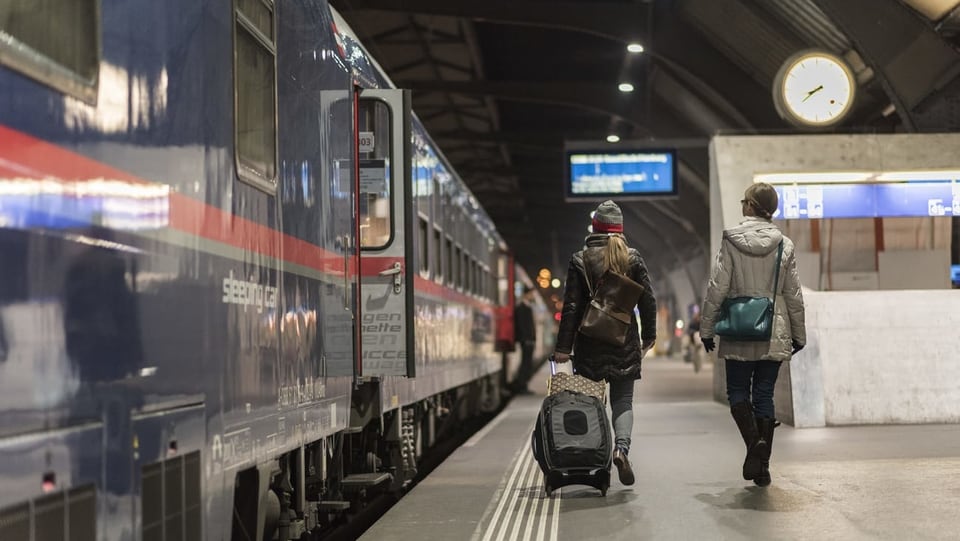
[0,125,498,311]
[0,124,347,275]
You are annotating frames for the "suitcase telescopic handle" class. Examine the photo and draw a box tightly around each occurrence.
[549,355,575,376]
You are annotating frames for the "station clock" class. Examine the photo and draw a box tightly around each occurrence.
[773,50,857,128]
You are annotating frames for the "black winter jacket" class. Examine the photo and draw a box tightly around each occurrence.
[555,235,657,382]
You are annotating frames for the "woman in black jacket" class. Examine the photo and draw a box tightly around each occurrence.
[553,200,657,486]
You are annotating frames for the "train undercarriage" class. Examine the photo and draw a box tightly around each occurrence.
[229,373,505,541]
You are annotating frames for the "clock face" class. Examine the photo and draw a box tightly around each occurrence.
[776,51,856,127]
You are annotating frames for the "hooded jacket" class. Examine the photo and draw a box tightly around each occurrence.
[555,234,657,381]
[700,218,806,362]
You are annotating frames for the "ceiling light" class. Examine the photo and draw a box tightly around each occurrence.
[627,43,644,53]
[606,135,621,143]
[618,83,634,93]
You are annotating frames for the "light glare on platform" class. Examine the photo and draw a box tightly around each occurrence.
[551,278,561,288]
[606,135,621,143]
[618,83,634,93]
[675,320,684,330]
[627,43,644,53]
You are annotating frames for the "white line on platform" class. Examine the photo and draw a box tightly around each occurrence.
[550,485,560,541]
[475,437,529,541]
[472,418,561,541]
[495,453,536,541]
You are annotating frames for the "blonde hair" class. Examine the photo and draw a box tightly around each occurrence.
[603,234,629,274]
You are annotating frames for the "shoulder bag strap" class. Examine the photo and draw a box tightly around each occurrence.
[582,266,595,297]
[770,241,784,311]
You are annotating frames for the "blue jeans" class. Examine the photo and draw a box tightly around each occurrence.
[609,379,635,455]
[725,360,782,419]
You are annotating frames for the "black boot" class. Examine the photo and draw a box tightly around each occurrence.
[612,448,635,486]
[754,418,777,487]
[730,402,767,481]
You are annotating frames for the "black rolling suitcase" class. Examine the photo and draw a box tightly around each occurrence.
[531,361,612,497]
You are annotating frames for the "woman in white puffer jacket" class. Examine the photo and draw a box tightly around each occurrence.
[700,182,806,488]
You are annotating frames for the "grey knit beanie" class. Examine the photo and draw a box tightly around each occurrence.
[592,200,623,233]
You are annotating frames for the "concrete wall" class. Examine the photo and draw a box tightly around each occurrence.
[778,290,960,426]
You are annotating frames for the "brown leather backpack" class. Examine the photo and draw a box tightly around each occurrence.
[577,269,644,346]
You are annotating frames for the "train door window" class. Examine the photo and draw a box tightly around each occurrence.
[433,227,443,283]
[358,100,393,248]
[446,236,454,287]
[235,0,278,190]
[418,216,429,277]
[0,0,100,102]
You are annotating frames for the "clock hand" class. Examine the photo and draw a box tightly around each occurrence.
[802,84,824,102]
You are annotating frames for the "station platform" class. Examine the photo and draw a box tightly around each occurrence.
[361,357,960,541]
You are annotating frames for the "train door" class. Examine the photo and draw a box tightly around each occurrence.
[494,248,516,352]
[355,88,415,378]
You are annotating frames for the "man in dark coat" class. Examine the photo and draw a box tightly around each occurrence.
[513,286,536,394]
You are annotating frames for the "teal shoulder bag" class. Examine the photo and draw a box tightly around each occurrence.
[715,241,783,342]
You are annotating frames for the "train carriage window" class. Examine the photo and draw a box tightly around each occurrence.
[418,216,429,276]
[0,0,100,102]
[237,0,273,38]
[471,258,479,295]
[454,245,462,290]
[482,266,489,300]
[434,227,443,283]
[446,236,454,287]
[470,256,476,294]
[235,0,278,190]
[467,256,474,294]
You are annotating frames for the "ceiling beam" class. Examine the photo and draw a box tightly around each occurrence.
[399,79,656,133]
[650,12,783,129]
[810,0,960,131]
[333,0,649,43]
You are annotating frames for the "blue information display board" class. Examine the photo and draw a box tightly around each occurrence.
[952,265,960,286]
[774,181,960,219]
[566,150,677,200]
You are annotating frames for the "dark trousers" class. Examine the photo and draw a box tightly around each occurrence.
[515,342,534,390]
[725,360,782,419]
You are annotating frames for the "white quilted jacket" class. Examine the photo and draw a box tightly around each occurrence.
[700,218,806,362]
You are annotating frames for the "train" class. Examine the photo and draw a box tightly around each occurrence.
[0,1,553,539]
